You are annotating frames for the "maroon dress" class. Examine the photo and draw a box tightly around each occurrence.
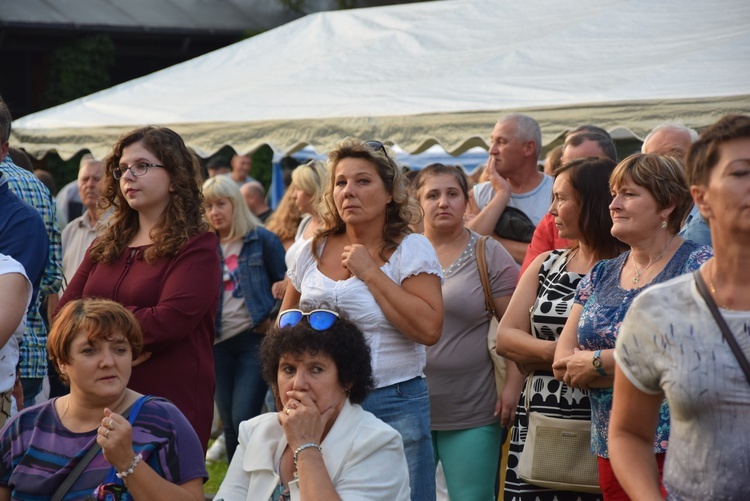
[60,232,221,451]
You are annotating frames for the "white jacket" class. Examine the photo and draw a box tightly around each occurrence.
[215,399,411,501]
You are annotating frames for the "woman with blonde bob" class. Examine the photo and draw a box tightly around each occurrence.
[552,153,712,499]
[59,125,222,451]
[0,298,206,500]
[282,138,444,500]
[203,175,287,461]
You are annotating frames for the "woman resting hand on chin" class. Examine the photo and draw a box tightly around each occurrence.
[0,298,206,500]
[215,309,410,500]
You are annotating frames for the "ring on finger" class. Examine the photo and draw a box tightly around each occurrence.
[106,419,115,430]
[104,429,110,439]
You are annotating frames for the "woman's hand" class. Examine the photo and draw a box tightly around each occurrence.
[341,244,380,281]
[278,390,336,451]
[556,348,598,389]
[97,408,137,473]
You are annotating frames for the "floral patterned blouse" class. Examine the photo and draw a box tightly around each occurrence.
[574,240,712,457]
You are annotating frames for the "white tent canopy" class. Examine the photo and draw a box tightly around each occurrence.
[11,0,750,160]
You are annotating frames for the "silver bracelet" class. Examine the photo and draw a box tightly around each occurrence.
[293,443,322,470]
[116,453,143,479]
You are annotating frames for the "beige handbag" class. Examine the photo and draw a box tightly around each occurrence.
[476,235,506,390]
[517,249,601,494]
[517,380,600,493]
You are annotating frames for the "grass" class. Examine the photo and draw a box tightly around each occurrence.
[204,439,229,496]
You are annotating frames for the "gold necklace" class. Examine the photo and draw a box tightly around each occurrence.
[708,260,734,310]
[632,234,676,284]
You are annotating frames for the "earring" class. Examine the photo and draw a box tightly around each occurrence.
[661,221,667,230]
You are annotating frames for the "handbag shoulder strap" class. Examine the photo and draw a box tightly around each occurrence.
[50,438,102,501]
[476,235,499,320]
[694,269,750,385]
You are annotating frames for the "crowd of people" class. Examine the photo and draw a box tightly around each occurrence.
[0,89,748,501]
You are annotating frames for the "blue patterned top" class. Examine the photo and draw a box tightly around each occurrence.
[574,240,712,457]
[1,158,62,379]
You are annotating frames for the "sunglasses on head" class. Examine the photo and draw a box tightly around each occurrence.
[364,140,391,161]
[277,309,339,331]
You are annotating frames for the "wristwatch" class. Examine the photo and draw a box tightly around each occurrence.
[592,350,607,376]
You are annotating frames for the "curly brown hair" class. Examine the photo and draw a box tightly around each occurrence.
[90,126,209,264]
[313,138,420,262]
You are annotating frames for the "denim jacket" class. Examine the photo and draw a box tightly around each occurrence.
[215,226,287,339]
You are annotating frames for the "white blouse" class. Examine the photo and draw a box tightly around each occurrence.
[289,233,442,388]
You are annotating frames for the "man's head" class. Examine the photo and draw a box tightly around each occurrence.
[642,123,698,160]
[489,114,541,177]
[240,181,268,215]
[230,154,252,181]
[78,154,104,212]
[0,96,11,162]
[561,132,617,165]
[206,156,231,177]
[567,124,611,140]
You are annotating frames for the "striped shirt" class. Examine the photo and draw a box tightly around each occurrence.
[0,398,207,499]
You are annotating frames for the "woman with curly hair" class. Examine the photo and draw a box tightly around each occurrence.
[58,126,222,451]
[215,309,410,500]
[281,138,444,501]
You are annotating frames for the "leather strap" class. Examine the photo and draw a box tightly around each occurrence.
[476,235,499,320]
[694,269,750,385]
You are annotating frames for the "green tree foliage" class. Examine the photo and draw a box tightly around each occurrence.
[44,34,115,107]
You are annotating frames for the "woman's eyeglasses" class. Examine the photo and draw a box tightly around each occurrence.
[277,309,339,331]
[364,140,391,161]
[113,162,165,180]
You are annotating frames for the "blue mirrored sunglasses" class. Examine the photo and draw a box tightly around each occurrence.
[277,309,339,331]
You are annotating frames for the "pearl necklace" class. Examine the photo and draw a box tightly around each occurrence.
[631,234,676,284]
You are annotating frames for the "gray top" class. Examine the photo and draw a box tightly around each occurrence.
[616,272,750,500]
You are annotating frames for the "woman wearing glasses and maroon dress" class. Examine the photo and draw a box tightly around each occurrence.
[215,310,410,500]
[281,138,444,501]
[58,126,222,451]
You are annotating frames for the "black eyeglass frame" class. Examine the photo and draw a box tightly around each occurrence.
[113,162,165,180]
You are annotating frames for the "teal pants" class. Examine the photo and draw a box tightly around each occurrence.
[432,422,502,501]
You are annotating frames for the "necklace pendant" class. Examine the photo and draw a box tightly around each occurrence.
[632,275,639,284]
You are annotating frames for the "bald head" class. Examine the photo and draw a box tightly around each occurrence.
[642,124,697,160]
[241,181,269,215]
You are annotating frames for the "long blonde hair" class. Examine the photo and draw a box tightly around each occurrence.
[202,176,261,240]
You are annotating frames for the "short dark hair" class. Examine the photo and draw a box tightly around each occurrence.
[686,114,750,187]
[563,132,618,162]
[556,157,625,260]
[206,156,231,171]
[567,124,611,140]
[260,313,374,404]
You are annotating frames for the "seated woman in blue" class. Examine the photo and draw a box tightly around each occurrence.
[0,298,206,500]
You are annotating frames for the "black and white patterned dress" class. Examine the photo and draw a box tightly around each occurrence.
[504,250,601,501]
